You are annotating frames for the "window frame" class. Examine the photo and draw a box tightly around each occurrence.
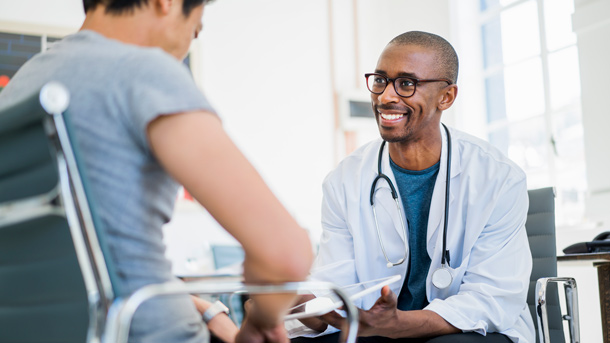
[451,0,586,227]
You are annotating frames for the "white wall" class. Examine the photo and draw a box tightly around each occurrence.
[197,0,334,235]
[0,0,84,32]
[164,0,337,274]
[573,0,610,230]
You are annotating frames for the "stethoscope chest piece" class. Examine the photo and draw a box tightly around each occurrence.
[432,266,452,289]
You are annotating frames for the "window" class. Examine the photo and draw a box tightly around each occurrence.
[0,31,192,93]
[0,32,61,92]
[474,0,585,226]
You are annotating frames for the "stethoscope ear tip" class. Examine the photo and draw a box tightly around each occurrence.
[386,262,393,268]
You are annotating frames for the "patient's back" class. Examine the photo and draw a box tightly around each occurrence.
[0,30,214,343]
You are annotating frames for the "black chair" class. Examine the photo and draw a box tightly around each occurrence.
[526,187,579,343]
[0,81,358,343]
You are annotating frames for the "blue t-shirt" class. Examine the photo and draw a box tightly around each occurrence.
[390,158,439,311]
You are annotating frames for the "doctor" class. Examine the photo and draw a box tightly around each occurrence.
[296,31,535,343]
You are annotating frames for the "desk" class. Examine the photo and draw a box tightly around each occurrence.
[558,253,610,343]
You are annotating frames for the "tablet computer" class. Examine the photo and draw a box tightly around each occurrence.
[285,274,401,320]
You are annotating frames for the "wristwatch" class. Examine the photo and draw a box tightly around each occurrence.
[202,300,230,323]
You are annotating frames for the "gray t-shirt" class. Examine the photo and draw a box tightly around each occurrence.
[0,30,214,342]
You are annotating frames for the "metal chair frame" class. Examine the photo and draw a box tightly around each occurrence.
[528,187,580,343]
[536,277,579,343]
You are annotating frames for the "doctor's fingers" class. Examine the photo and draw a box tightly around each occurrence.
[319,310,347,331]
[371,286,398,309]
[380,286,397,303]
[320,309,372,337]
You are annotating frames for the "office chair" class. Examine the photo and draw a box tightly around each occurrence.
[526,187,579,343]
[0,81,358,343]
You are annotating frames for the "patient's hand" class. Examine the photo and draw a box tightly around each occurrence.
[191,296,238,343]
[236,299,289,343]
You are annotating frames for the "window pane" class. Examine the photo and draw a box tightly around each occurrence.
[552,109,586,172]
[552,110,587,224]
[548,46,581,110]
[0,32,42,92]
[555,178,586,225]
[481,0,519,11]
[482,17,504,69]
[489,116,548,172]
[474,0,586,227]
[489,126,509,156]
[485,72,507,123]
[500,0,520,6]
[480,0,496,11]
[505,57,545,121]
[46,36,61,51]
[500,0,540,64]
[544,0,576,51]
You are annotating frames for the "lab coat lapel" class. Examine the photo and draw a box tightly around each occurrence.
[427,125,459,250]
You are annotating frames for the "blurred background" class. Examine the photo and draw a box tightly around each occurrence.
[1,0,608,340]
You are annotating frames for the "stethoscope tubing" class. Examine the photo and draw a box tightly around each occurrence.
[441,123,451,267]
[370,123,452,279]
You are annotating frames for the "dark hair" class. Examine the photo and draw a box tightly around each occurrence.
[388,31,459,84]
[83,0,209,16]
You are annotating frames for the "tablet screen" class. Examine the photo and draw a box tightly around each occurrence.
[285,274,401,320]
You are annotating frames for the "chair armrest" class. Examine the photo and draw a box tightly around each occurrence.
[103,280,359,343]
[535,277,580,343]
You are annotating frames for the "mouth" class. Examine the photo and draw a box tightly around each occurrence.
[376,107,411,125]
[379,113,405,121]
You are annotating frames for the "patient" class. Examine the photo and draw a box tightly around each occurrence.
[0,0,313,342]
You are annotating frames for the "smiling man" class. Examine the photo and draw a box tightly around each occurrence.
[293,31,534,343]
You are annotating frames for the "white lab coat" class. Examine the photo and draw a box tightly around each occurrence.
[309,125,535,342]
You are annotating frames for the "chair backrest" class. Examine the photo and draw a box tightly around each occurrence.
[526,187,565,343]
[0,82,115,342]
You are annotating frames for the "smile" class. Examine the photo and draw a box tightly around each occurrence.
[380,113,405,120]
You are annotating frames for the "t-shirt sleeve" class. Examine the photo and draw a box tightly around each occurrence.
[123,50,216,152]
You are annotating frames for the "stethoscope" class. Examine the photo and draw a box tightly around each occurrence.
[370,123,453,289]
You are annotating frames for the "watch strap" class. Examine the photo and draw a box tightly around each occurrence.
[202,300,229,323]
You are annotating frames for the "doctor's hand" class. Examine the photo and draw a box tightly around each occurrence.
[321,286,459,339]
[236,299,289,343]
[293,294,331,333]
[320,285,399,337]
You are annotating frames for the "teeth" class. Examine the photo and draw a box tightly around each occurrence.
[380,113,404,120]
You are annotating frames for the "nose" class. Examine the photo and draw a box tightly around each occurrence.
[377,82,401,104]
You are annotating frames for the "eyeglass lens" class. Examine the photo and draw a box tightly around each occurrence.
[366,74,416,97]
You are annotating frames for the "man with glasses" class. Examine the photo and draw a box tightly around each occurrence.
[293,31,534,342]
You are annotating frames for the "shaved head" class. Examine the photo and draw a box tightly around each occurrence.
[388,31,459,84]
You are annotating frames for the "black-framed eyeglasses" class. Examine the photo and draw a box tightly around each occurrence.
[364,73,452,98]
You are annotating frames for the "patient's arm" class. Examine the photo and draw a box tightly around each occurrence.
[148,111,314,341]
[191,296,238,343]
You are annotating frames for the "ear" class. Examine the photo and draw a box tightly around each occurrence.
[154,0,173,15]
[437,84,458,111]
